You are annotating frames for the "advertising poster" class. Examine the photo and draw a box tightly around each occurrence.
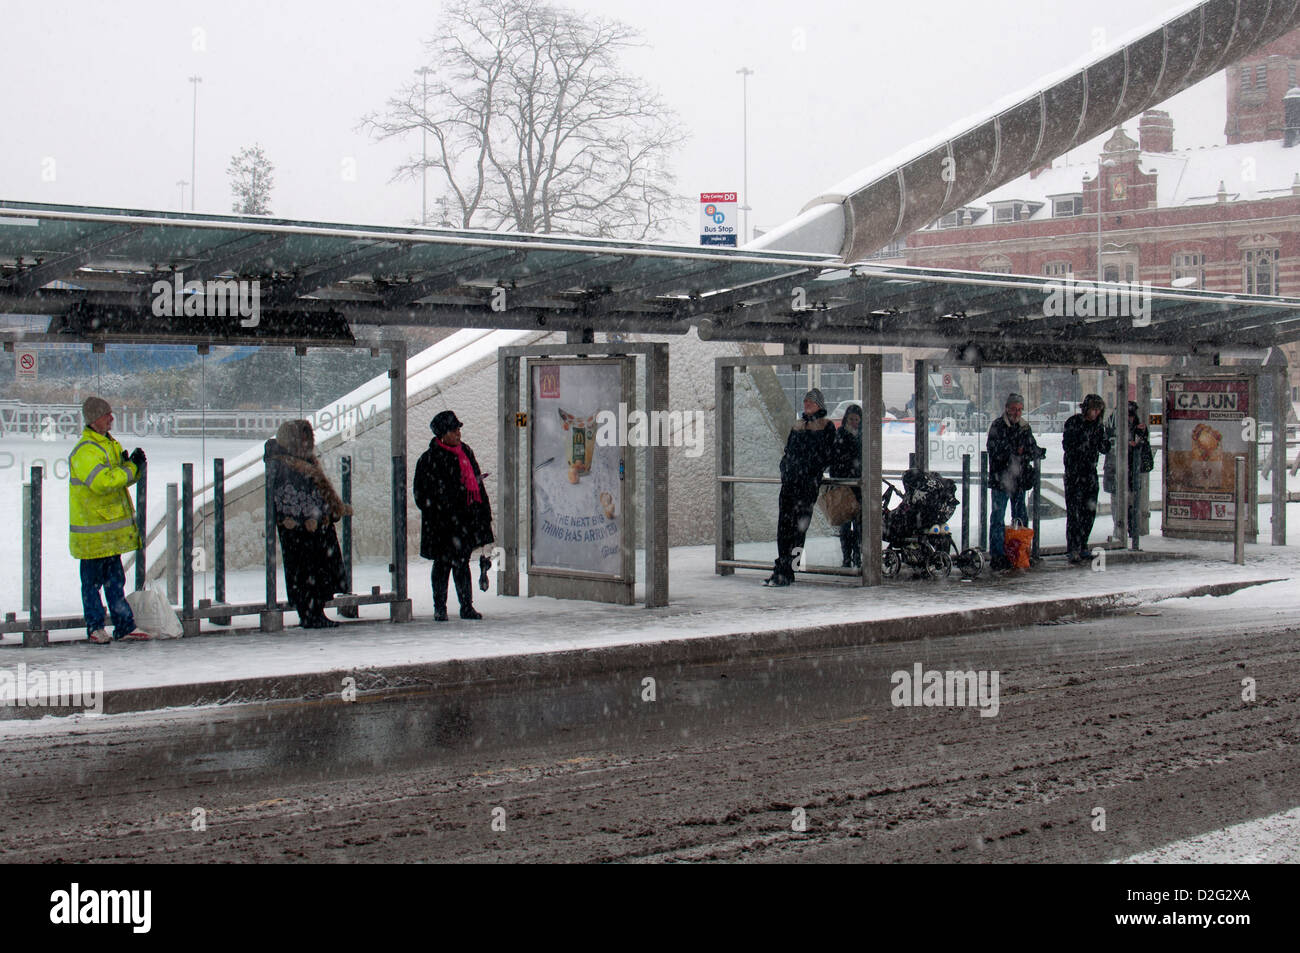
[530,361,625,576]
[1163,377,1255,538]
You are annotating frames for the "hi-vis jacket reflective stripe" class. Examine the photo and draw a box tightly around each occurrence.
[68,428,142,560]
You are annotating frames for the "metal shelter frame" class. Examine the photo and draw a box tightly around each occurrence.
[2,334,412,645]
[497,342,669,608]
[716,354,884,586]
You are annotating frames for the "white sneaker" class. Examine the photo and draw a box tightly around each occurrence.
[88,629,112,644]
[122,630,152,641]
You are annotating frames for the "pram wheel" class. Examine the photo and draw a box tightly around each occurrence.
[956,547,984,578]
[883,550,902,578]
[928,550,953,578]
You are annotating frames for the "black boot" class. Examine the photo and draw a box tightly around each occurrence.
[431,559,451,622]
[452,560,481,619]
[765,557,794,586]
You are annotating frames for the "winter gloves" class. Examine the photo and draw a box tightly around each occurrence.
[129,447,146,468]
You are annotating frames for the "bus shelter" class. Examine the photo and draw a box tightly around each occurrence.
[2,202,1298,637]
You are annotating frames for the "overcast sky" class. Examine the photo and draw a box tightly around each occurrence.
[0,0,1225,243]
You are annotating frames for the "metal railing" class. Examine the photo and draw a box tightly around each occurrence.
[3,453,397,645]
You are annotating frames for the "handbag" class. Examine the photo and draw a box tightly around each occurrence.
[818,484,861,526]
[1003,520,1034,570]
[1140,442,1155,473]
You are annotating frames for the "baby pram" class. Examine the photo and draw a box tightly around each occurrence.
[881,469,984,578]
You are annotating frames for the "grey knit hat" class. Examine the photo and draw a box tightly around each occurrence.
[82,396,112,425]
[803,388,826,411]
[1005,392,1025,407]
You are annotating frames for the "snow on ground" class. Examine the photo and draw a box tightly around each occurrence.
[1117,807,1300,863]
[0,525,1297,697]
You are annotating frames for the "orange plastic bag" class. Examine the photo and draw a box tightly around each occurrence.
[1003,522,1034,570]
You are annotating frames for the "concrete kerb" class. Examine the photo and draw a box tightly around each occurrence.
[5,576,1281,720]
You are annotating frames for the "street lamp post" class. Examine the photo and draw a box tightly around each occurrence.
[416,67,434,226]
[737,66,754,245]
[188,76,202,211]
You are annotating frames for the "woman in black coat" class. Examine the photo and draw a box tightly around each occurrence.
[766,388,837,586]
[414,410,494,621]
[829,403,863,568]
[267,420,351,628]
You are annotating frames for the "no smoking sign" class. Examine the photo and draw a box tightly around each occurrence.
[16,348,37,381]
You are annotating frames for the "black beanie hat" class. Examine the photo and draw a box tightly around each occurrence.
[431,410,464,436]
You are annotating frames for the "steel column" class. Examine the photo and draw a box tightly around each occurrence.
[24,467,46,646]
[864,354,883,586]
[389,340,412,622]
[716,363,735,575]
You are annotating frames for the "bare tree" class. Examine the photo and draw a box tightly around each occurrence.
[228,145,275,215]
[361,0,686,239]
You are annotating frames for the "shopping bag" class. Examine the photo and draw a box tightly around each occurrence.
[125,586,184,638]
[818,484,860,526]
[1003,521,1034,570]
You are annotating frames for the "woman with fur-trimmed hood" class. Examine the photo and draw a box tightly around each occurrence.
[267,419,351,628]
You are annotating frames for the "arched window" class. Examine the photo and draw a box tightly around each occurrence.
[1244,248,1280,295]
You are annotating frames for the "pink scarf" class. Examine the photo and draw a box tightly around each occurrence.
[438,440,482,504]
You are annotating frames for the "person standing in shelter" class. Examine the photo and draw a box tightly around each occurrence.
[267,420,351,628]
[414,411,494,621]
[830,403,863,568]
[1062,394,1112,563]
[1117,400,1153,551]
[985,393,1042,571]
[766,388,837,586]
[69,396,149,643]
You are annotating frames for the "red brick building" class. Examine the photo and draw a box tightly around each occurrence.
[902,31,1300,403]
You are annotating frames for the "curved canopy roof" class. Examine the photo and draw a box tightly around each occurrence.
[2,202,1298,358]
[753,0,1300,261]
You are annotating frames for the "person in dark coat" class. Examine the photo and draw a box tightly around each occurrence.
[1062,394,1112,563]
[829,403,863,568]
[1111,400,1153,551]
[267,420,351,628]
[414,410,494,621]
[766,388,837,586]
[985,392,1043,570]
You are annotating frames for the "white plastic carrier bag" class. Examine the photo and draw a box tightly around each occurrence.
[125,586,184,639]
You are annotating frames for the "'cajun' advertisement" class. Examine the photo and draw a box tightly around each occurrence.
[529,361,624,577]
[1163,377,1255,538]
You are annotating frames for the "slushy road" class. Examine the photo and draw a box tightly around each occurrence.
[1,598,1296,863]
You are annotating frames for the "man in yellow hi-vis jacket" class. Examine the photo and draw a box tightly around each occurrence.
[70,396,148,643]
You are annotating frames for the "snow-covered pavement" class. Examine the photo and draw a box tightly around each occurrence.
[0,531,1296,699]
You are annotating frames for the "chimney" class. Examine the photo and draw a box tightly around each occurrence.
[1286,87,1300,147]
[1139,110,1174,152]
